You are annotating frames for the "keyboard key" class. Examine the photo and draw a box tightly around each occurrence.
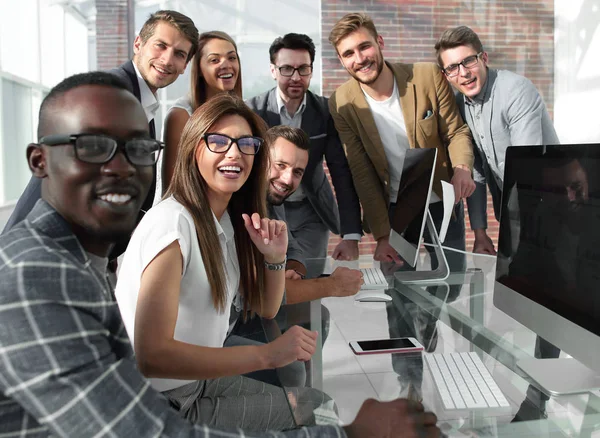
[425,352,509,410]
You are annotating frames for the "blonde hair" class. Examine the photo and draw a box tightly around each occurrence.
[165,94,268,314]
[190,31,243,111]
[328,12,379,52]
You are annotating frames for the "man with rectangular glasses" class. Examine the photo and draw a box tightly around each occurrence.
[435,26,559,255]
[247,33,363,278]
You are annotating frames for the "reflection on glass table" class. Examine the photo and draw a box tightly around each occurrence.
[260,252,600,436]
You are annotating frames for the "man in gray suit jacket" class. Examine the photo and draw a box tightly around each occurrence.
[2,10,198,241]
[435,26,559,254]
[247,33,362,277]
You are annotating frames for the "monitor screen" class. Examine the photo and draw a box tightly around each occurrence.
[496,144,600,339]
[389,148,437,267]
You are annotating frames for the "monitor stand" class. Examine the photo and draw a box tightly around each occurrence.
[393,210,449,283]
[517,358,600,395]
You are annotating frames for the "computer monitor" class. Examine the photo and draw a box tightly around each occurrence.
[494,144,600,394]
[389,148,449,282]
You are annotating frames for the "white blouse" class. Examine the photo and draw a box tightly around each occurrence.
[115,196,240,392]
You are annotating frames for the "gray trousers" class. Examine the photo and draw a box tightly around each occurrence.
[163,375,332,432]
[284,199,330,278]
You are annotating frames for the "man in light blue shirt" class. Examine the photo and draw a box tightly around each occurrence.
[436,26,559,254]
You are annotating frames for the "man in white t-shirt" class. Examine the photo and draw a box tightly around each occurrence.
[328,13,475,270]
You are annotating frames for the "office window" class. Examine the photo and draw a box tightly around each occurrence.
[1,80,36,203]
[0,1,89,205]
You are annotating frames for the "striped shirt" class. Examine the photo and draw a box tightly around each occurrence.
[0,200,345,438]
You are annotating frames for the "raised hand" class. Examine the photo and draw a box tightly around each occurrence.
[242,213,288,263]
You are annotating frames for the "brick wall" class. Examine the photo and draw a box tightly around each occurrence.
[321,0,555,255]
[96,0,131,70]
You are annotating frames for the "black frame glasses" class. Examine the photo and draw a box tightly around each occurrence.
[442,52,483,77]
[39,133,164,166]
[274,64,313,77]
[203,133,263,156]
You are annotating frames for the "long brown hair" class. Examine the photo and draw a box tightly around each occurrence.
[165,94,268,314]
[190,31,243,111]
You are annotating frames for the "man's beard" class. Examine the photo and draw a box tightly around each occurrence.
[267,190,285,206]
[351,53,384,85]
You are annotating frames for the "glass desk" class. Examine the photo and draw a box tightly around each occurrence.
[264,251,600,437]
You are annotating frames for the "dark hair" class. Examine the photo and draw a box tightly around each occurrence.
[38,71,130,139]
[269,33,316,64]
[329,12,379,52]
[138,10,199,62]
[190,31,243,111]
[265,125,310,152]
[165,94,269,314]
[434,26,484,67]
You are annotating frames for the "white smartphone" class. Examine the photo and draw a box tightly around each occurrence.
[349,337,424,355]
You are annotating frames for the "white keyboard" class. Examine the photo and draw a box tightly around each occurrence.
[424,352,510,410]
[360,267,388,290]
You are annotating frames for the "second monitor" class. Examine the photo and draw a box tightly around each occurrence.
[388,148,450,282]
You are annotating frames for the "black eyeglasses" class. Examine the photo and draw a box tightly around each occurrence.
[204,133,263,156]
[39,134,164,166]
[442,52,483,77]
[274,64,313,77]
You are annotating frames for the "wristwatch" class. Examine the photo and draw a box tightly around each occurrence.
[264,256,287,271]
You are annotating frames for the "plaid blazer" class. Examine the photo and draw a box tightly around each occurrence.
[0,200,345,438]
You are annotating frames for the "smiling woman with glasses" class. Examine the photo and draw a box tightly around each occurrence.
[115,93,331,431]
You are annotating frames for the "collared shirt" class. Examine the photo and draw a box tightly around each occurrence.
[277,89,308,202]
[0,200,345,438]
[116,197,241,392]
[132,61,160,123]
[276,88,307,129]
[464,72,502,188]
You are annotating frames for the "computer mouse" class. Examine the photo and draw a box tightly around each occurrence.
[354,291,392,302]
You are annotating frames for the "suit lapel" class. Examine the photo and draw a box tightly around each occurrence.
[300,91,321,136]
[121,60,142,101]
[265,88,282,127]
[121,60,156,139]
[391,63,417,149]
[347,79,388,169]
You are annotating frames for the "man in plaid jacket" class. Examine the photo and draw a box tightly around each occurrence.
[0,71,439,438]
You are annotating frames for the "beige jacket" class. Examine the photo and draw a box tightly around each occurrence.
[329,61,474,240]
